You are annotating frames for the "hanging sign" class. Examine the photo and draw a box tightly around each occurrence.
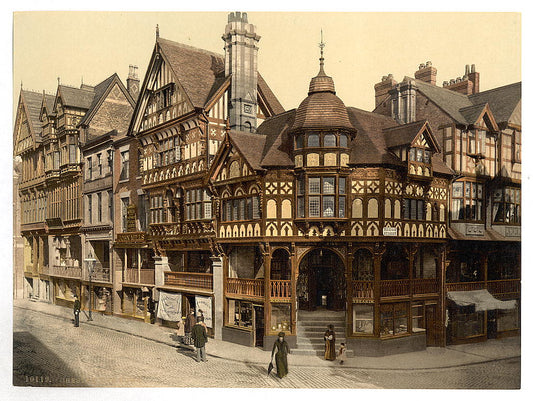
[156,291,182,322]
[195,296,213,328]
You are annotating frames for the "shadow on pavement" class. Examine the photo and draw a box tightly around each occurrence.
[13,331,86,387]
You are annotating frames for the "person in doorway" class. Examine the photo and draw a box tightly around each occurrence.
[73,295,81,327]
[191,316,208,362]
[324,324,336,361]
[337,342,347,365]
[271,332,290,378]
[184,310,196,345]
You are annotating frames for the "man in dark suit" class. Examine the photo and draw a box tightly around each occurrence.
[191,316,208,362]
[73,295,81,327]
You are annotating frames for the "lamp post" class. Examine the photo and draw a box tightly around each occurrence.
[84,250,96,321]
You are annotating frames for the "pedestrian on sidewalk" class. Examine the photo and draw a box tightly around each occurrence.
[191,316,208,362]
[73,296,81,327]
[184,310,196,345]
[337,343,347,365]
[270,332,290,379]
[324,324,336,361]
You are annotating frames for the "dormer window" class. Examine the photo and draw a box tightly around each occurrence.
[408,146,433,178]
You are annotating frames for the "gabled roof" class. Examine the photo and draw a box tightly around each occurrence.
[258,110,295,167]
[79,73,135,126]
[56,84,95,110]
[157,37,226,108]
[468,82,521,124]
[458,103,488,125]
[383,120,428,148]
[40,92,57,118]
[229,131,268,171]
[21,90,43,135]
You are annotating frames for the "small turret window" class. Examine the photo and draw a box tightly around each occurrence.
[339,134,348,148]
[324,133,336,147]
[308,134,319,147]
[295,135,304,149]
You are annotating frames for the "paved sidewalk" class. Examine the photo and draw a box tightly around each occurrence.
[13,299,520,370]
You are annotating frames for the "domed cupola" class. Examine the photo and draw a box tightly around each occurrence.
[292,39,355,131]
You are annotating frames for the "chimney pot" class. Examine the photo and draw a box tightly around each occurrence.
[471,64,476,72]
[419,63,425,70]
[426,61,432,67]
[443,81,449,86]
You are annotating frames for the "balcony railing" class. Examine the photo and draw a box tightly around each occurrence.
[164,271,213,290]
[353,278,438,299]
[83,262,111,282]
[445,281,485,292]
[124,268,155,285]
[226,278,264,298]
[353,281,374,298]
[381,279,410,297]
[486,279,520,295]
[51,264,82,278]
[270,280,291,299]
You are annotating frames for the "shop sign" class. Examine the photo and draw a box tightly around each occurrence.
[383,226,397,236]
[195,296,213,328]
[465,224,484,236]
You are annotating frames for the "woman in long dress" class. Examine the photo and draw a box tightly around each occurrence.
[324,324,336,361]
[271,332,290,378]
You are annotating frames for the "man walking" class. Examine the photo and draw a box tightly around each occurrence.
[73,295,81,327]
[191,316,208,362]
[184,310,196,345]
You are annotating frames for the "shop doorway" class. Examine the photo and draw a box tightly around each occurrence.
[297,248,346,311]
[253,305,264,347]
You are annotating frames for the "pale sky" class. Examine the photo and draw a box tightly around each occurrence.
[13,11,521,115]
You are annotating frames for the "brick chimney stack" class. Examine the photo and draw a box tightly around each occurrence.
[374,74,397,110]
[443,64,480,95]
[127,65,140,101]
[414,61,437,85]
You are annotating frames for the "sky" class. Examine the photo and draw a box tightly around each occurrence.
[13,11,521,115]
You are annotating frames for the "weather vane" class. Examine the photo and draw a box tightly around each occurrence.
[319,29,325,59]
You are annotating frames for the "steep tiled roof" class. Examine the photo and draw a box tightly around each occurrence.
[382,120,428,149]
[459,103,487,125]
[58,84,95,110]
[21,90,43,136]
[468,82,521,124]
[412,78,472,125]
[258,111,295,167]
[229,131,267,171]
[157,37,226,108]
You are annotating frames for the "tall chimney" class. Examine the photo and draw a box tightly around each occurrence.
[127,65,140,101]
[414,61,437,85]
[468,64,480,94]
[374,74,396,112]
[222,12,260,133]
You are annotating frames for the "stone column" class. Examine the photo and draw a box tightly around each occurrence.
[211,256,224,340]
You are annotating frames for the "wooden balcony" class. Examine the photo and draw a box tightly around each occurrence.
[123,268,155,285]
[226,278,264,298]
[164,271,213,290]
[51,264,82,279]
[353,278,439,299]
[270,280,291,300]
[446,279,520,297]
[83,262,111,282]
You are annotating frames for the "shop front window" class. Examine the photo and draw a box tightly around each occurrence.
[451,309,484,339]
[353,303,374,334]
[270,304,291,333]
[411,303,426,332]
[380,303,408,336]
[497,306,519,332]
[228,300,253,329]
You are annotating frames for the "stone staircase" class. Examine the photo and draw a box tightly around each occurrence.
[292,309,353,357]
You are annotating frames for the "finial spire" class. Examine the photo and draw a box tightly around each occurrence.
[57,77,60,85]
[318,29,326,75]
[156,24,159,39]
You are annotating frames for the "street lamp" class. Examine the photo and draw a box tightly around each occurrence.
[84,250,96,322]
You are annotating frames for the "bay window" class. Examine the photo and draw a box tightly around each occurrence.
[297,176,346,218]
[451,181,483,221]
[493,187,520,224]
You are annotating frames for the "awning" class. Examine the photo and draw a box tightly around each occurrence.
[447,289,517,311]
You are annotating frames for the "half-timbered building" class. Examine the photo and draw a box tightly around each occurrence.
[373,62,521,345]
[128,13,284,334]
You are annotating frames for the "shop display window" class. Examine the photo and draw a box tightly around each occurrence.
[380,303,408,336]
[411,303,426,332]
[453,310,484,338]
[95,287,112,313]
[135,289,145,316]
[353,303,374,334]
[497,306,519,332]
[228,299,253,329]
[270,304,291,333]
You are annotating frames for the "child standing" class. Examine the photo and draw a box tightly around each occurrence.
[338,343,347,365]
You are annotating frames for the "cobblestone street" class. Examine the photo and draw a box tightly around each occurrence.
[12,305,520,389]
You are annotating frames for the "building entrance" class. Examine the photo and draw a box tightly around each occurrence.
[297,248,346,311]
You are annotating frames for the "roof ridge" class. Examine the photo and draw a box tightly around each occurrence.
[157,37,223,59]
[469,81,521,97]
[411,77,470,98]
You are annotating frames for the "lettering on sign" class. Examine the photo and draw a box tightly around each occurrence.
[383,226,397,236]
[505,226,521,237]
[465,224,484,236]
[127,204,137,232]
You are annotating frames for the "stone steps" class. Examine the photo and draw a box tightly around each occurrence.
[293,309,352,356]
